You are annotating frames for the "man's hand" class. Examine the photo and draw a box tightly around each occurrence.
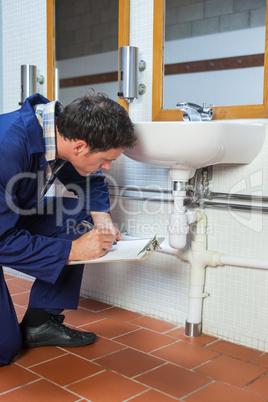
[68,228,114,261]
[91,211,122,243]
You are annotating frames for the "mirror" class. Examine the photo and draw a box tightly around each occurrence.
[47,0,123,105]
[153,0,268,120]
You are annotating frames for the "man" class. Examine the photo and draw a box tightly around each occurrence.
[0,92,136,366]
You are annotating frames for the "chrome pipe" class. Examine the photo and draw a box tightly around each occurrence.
[108,185,171,194]
[208,192,268,202]
[109,194,172,203]
[202,201,268,213]
[109,194,268,213]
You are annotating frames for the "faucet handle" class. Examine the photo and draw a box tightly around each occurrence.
[176,101,213,121]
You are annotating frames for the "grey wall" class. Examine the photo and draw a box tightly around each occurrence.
[56,0,118,60]
[165,0,266,41]
[56,0,266,61]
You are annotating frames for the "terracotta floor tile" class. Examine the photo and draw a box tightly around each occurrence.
[0,364,40,393]
[6,284,27,295]
[67,370,148,401]
[11,291,30,307]
[99,306,143,321]
[3,273,14,280]
[0,379,77,402]
[61,336,126,360]
[245,374,268,398]
[17,346,67,368]
[206,340,263,361]
[130,389,178,401]
[131,316,177,333]
[167,327,218,345]
[184,380,267,402]
[115,328,176,353]
[8,277,33,290]
[13,304,27,318]
[30,354,103,386]
[78,297,112,311]
[63,307,106,326]
[136,363,211,399]
[3,273,268,402]
[195,355,267,387]
[253,353,268,368]
[152,341,219,369]
[95,347,164,377]
[81,317,139,338]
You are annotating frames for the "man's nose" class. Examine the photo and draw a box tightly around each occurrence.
[100,161,112,170]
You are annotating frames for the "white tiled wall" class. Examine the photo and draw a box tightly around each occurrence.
[1,0,47,113]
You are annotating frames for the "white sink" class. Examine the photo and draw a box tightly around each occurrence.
[124,121,266,181]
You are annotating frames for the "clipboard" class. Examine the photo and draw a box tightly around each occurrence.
[67,235,165,265]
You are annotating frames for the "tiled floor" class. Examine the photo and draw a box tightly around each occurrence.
[1,273,268,401]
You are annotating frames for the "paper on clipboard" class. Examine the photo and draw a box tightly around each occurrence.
[67,236,165,265]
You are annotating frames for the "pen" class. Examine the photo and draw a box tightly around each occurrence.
[81,220,117,245]
[81,220,94,230]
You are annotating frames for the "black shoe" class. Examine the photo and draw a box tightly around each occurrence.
[20,314,97,348]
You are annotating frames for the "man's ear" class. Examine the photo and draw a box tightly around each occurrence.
[72,140,88,155]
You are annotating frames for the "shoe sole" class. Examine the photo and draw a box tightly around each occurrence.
[23,335,97,348]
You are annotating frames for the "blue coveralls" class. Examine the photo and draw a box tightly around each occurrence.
[0,94,110,365]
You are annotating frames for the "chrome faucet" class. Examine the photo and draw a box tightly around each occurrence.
[176,102,213,122]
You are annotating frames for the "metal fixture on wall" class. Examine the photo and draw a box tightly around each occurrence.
[20,65,45,105]
[117,46,146,102]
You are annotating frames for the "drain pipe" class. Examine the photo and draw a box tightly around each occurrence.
[169,181,197,249]
[184,212,207,337]
[159,210,223,337]
[168,210,215,337]
[183,211,222,337]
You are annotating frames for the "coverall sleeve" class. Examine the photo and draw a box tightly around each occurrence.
[57,162,110,213]
[0,150,71,284]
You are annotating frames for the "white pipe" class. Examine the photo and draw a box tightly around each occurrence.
[220,255,268,270]
[157,243,188,260]
[156,247,268,271]
[187,285,204,323]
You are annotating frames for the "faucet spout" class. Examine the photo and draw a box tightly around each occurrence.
[176,102,213,122]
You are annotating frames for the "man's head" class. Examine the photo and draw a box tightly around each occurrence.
[56,93,136,176]
[56,92,136,153]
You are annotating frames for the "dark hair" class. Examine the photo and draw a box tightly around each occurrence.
[56,92,136,152]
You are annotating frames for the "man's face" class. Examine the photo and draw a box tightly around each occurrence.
[72,146,124,176]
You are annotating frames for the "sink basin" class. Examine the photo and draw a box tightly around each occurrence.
[124,121,266,181]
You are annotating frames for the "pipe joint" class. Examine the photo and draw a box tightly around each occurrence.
[204,250,224,267]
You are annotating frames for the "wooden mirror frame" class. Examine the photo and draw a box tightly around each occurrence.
[152,0,268,121]
[47,0,55,100]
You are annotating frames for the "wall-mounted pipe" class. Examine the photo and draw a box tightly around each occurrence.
[108,185,172,194]
[208,192,268,202]
[202,201,268,213]
[220,255,268,270]
[108,185,268,213]
[156,245,268,271]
